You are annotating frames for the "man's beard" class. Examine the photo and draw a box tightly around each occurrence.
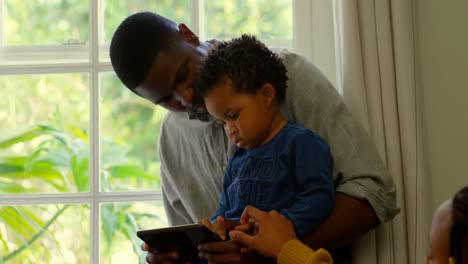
[187,92,206,114]
[187,94,212,122]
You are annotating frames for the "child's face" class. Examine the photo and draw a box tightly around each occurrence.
[204,79,276,150]
[426,200,453,264]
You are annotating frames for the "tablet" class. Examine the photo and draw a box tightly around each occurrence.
[137,223,223,261]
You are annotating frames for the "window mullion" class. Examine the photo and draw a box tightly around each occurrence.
[190,0,201,36]
[89,0,100,264]
[293,0,337,87]
[293,0,314,61]
[0,0,4,46]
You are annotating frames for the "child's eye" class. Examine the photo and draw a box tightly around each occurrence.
[227,112,239,120]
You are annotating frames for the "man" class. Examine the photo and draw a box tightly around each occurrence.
[110,12,399,264]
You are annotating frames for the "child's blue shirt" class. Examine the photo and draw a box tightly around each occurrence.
[211,121,334,238]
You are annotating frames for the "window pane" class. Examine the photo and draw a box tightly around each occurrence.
[3,0,89,46]
[0,74,90,194]
[100,201,167,263]
[102,0,190,61]
[203,0,292,48]
[0,204,90,263]
[100,73,166,192]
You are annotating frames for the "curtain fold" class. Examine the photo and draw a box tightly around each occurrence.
[333,1,432,263]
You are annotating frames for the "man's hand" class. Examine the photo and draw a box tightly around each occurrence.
[142,243,189,264]
[198,216,268,264]
[197,240,270,264]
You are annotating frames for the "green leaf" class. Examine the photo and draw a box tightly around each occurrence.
[0,126,45,149]
[106,165,155,180]
[28,147,70,169]
[0,163,23,174]
[0,180,32,193]
[67,125,89,143]
[101,205,119,249]
[70,154,89,192]
[1,205,69,262]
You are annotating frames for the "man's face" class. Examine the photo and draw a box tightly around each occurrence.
[134,40,206,113]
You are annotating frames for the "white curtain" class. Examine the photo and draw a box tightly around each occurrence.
[333,1,432,263]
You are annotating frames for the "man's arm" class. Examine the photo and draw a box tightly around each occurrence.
[301,192,378,249]
[279,50,399,224]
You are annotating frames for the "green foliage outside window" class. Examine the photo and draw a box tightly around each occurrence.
[204,0,291,41]
[0,0,292,262]
[0,111,165,263]
[4,0,89,45]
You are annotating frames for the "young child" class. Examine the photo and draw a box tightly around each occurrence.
[196,34,334,241]
[426,186,468,264]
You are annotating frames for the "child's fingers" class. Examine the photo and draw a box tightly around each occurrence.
[200,218,211,227]
[240,206,266,225]
[217,216,239,230]
[213,225,227,240]
[235,222,253,232]
[229,230,256,248]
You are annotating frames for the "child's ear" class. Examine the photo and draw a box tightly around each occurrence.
[261,83,276,107]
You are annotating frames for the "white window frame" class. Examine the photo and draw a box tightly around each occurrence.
[0,1,336,262]
[293,0,337,87]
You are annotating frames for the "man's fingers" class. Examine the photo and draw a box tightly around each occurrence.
[141,242,148,251]
[240,247,254,253]
[141,243,157,253]
[198,240,240,253]
[144,250,180,264]
[198,251,242,263]
[145,252,155,263]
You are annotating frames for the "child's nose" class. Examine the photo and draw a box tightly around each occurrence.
[224,123,238,135]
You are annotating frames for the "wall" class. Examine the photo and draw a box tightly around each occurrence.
[415,0,468,209]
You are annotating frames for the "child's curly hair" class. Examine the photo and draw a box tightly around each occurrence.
[197,34,288,103]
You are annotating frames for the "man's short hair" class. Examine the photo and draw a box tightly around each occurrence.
[109,12,178,91]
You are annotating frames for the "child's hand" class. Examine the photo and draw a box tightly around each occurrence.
[236,217,257,234]
[216,215,240,231]
[234,217,257,253]
[199,218,227,240]
[228,206,297,258]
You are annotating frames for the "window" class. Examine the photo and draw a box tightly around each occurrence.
[0,1,335,263]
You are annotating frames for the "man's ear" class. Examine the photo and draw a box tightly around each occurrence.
[261,83,276,107]
[178,23,200,46]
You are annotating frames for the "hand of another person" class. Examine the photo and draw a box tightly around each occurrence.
[228,206,296,258]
